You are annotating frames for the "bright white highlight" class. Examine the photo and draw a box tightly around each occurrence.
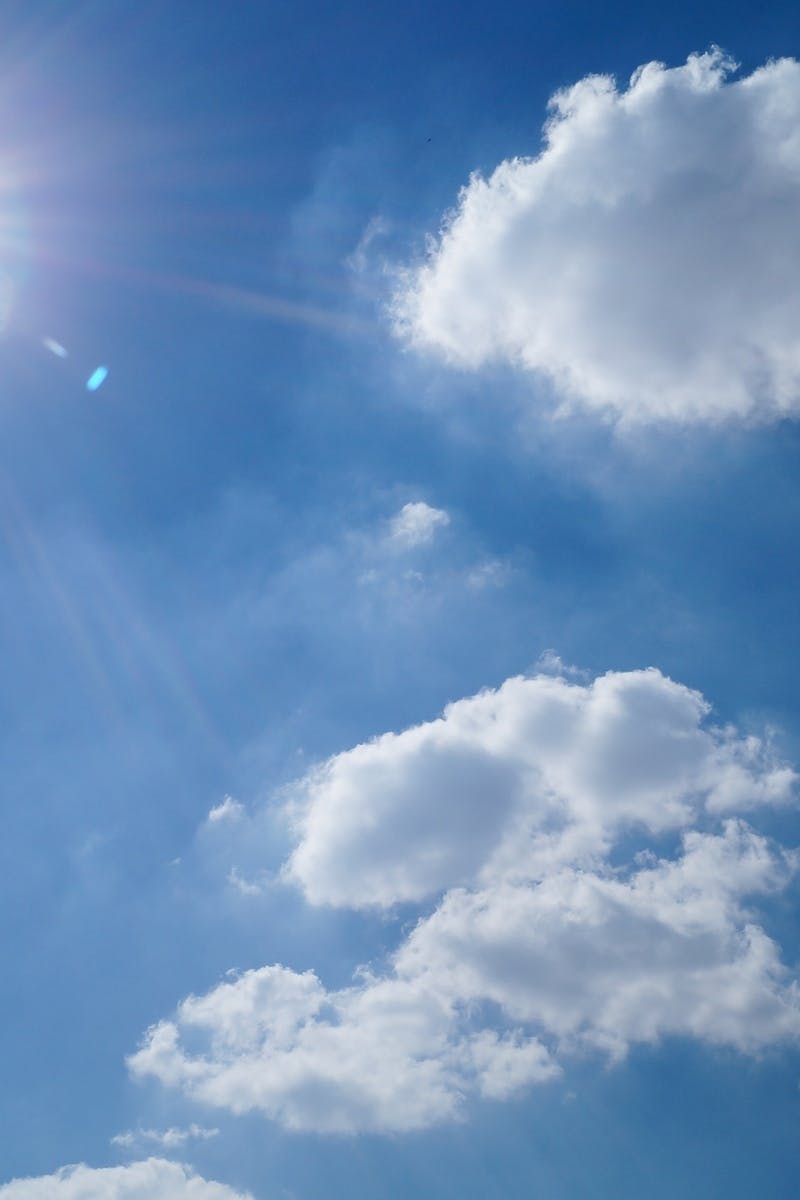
[395,51,800,424]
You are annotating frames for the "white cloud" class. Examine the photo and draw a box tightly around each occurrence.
[389,501,450,547]
[285,669,795,907]
[0,1159,250,1200]
[130,667,800,1134]
[129,965,559,1134]
[396,821,800,1058]
[111,1126,219,1151]
[208,796,244,823]
[395,50,800,425]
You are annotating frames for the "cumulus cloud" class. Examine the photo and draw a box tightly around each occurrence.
[130,668,800,1134]
[285,669,795,907]
[389,501,450,547]
[395,50,800,424]
[396,821,799,1059]
[129,965,558,1134]
[0,1159,250,1200]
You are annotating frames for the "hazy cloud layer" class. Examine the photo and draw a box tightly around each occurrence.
[130,669,800,1133]
[395,51,800,425]
[0,1160,250,1200]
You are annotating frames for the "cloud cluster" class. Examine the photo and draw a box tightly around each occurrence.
[395,50,800,425]
[0,1160,250,1200]
[130,668,799,1133]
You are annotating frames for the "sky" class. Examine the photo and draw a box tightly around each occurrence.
[0,1,800,1197]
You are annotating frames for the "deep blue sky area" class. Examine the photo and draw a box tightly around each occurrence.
[0,3,799,1198]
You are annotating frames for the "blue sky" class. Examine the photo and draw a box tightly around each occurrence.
[1,3,800,1198]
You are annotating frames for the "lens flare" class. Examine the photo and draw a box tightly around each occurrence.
[42,335,68,357]
[86,365,108,391]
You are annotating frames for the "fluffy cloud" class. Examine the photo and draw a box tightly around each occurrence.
[396,822,799,1058]
[130,668,800,1133]
[285,669,794,907]
[129,966,558,1134]
[389,501,450,547]
[0,1159,250,1200]
[395,50,800,424]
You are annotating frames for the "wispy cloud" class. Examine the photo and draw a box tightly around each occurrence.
[207,796,244,824]
[227,867,266,897]
[111,1124,219,1151]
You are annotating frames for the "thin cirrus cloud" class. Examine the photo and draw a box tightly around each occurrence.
[0,1159,251,1200]
[394,49,800,425]
[129,668,800,1135]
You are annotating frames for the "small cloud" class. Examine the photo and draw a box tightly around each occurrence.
[208,795,244,823]
[390,501,450,548]
[111,1124,219,1152]
[465,559,510,590]
[109,1132,136,1149]
[227,866,265,896]
[535,649,586,678]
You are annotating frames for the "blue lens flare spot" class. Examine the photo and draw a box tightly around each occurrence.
[86,366,109,392]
